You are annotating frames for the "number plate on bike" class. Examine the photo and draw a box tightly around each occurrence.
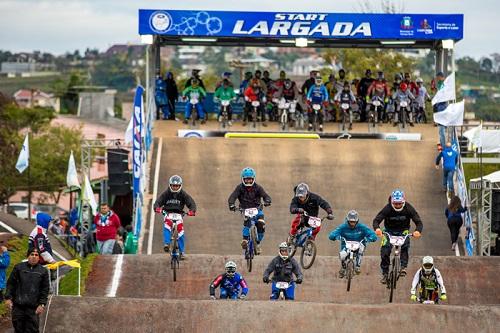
[341,103,349,110]
[345,241,361,251]
[400,101,408,107]
[251,101,260,107]
[373,100,381,106]
[308,216,321,228]
[190,98,199,104]
[275,281,289,289]
[244,208,259,218]
[221,100,230,106]
[167,213,182,220]
[313,104,321,110]
[389,235,406,246]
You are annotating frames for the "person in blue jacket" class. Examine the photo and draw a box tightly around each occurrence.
[306,76,329,132]
[329,210,378,277]
[209,261,248,300]
[155,73,169,120]
[435,141,458,196]
[0,244,11,301]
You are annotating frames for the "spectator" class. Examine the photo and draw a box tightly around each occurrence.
[445,196,468,251]
[0,245,10,302]
[357,69,374,121]
[239,71,253,96]
[124,225,138,254]
[300,70,318,97]
[5,248,49,333]
[94,202,122,255]
[154,73,169,120]
[435,142,458,196]
[165,72,179,120]
[29,212,56,264]
[432,72,448,147]
[184,69,206,90]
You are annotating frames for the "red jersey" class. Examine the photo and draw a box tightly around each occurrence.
[367,80,390,98]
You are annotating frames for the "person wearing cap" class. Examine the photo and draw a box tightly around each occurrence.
[329,210,378,277]
[5,248,49,333]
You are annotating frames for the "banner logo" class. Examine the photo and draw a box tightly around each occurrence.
[400,16,413,30]
[149,11,172,33]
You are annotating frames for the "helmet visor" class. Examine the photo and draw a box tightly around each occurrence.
[279,247,289,256]
[226,267,236,275]
[243,177,254,185]
[392,202,404,210]
[423,263,433,270]
[170,184,181,191]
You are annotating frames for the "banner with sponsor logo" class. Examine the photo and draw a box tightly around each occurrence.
[139,10,463,40]
[133,86,145,237]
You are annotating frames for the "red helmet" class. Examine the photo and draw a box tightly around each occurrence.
[400,82,408,92]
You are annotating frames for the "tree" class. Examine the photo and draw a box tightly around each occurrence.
[321,48,415,81]
[92,55,136,91]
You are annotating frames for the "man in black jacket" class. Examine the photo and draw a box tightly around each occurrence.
[289,183,334,240]
[5,248,49,333]
[228,167,271,253]
[154,175,196,258]
[263,242,303,300]
[373,189,423,283]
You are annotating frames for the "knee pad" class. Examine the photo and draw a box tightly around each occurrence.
[339,250,348,261]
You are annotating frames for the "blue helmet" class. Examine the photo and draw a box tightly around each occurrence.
[241,167,256,186]
[390,189,406,211]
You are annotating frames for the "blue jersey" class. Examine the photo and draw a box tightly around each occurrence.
[210,272,249,296]
[306,84,329,104]
[435,147,458,171]
[329,220,378,249]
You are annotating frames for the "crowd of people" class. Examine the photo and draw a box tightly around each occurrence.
[154,167,452,303]
[155,68,439,131]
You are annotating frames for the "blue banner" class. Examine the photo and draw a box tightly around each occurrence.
[132,86,144,204]
[139,10,463,40]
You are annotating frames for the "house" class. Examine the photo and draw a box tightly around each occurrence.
[13,89,58,110]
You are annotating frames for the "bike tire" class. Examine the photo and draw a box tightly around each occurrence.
[300,239,317,269]
[346,260,354,292]
[250,226,258,256]
[171,229,179,282]
[288,242,297,258]
[389,270,395,303]
[246,256,252,272]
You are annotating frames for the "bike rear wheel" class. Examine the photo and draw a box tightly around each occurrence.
[346,260,354,292]
[300,239,317,269]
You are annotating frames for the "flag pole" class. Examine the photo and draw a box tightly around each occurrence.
[27,131,32,224]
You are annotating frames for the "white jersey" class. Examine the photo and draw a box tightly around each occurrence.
[415,86,431,107]
[411,268,446,295]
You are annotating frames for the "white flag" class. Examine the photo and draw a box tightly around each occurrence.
[125,116,133,144]
[463,123,482,148]
[432,73,456,105]
[66,151,80,188]
[433,100,464,126]
[82,175,98,215]
[15,134,29,173]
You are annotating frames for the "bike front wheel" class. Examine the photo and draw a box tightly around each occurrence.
[346,260,354,292]
[171,231,179,282]
[300,239,317,269]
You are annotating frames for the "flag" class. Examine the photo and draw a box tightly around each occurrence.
[125,116,133,144]
[432,73,456,105]
[433,100,464,126]
[66,151,80,188]
[82,175,98,215]
[15,134,29,173]
[463,123,482,149]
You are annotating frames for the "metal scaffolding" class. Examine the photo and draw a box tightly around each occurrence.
[469,177,500,256]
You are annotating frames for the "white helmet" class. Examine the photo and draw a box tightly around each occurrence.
[416,77,423,84]
[169,175,183,192]
[278,242,289,260]
[225,260,237,277]
[422,256,434,274]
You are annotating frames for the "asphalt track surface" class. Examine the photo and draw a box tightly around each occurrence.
[41,122,499,332]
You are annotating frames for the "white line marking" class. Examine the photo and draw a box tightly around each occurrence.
[147,137,162,255]
[52,250,68,262]
[106,254,124,297]
[0,220,18,234]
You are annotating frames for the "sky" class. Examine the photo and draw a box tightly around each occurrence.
[0,0,498,59]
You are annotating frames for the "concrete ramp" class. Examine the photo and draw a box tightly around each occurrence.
[45,297,500,333]
[150,136,451,256]
[85,254,500,305]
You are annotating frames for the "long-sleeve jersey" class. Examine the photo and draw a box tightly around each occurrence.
[415,86,430,106]
[263,256,303,283]
[214,86,236,101]
[435,147,458,171]
[329,220,378,248]
[392,89,415,102]
[411,268,446,295]
[373,202,423,233]
[182,86,207,100]
[307,84,329,103]
[244,86,266,102]
[276,82,299,101]
[367,80,390,99]
[334,90,356,104]
[210,272,248,296]
[357,77,374,97]
[289,192,332,217]
[228,183,271,210]
[154,189,196,213]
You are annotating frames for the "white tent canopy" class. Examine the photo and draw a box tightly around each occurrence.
[470,170,500,183]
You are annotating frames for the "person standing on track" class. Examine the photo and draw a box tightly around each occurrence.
[154,175,196,260]
[228,167,271,254]
[373,189,423,284]
[445,195,467,251]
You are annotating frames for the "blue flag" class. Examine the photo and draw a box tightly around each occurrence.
[15,134,29,173]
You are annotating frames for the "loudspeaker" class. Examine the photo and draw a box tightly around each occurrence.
[492,190,500,233]
[107,148,131,195]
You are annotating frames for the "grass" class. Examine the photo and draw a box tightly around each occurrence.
[0,235,29,318]
[0,75,65,96]
[57,253,98,296]
[463,163,500,185]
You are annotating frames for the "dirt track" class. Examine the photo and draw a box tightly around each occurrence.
[45,297,500,333]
